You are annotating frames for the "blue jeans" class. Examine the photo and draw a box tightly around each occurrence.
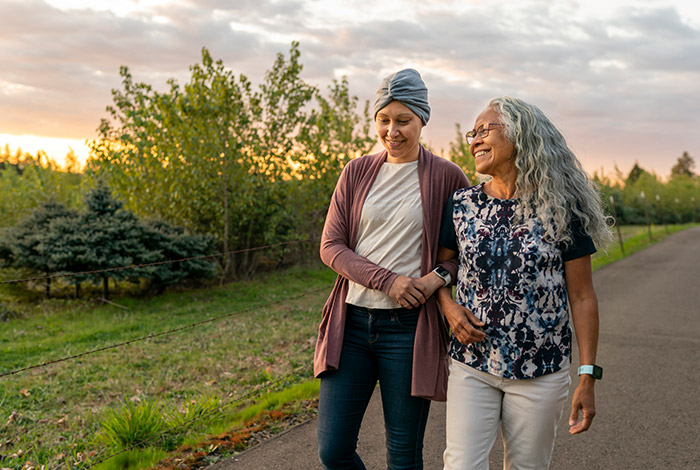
[317,304,431,470]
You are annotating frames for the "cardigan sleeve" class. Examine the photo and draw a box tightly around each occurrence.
[320,159,399,295]
[433,163,469,283]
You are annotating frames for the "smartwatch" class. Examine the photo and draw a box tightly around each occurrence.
[432,266,451,286]
[578,364,603,380]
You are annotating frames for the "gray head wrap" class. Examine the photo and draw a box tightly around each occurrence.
[373,68,430,125]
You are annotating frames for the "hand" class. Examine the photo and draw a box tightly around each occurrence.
[388,275,429,309]
[440,296,486,344]
[416,271,449,299]
[569,376,596,434]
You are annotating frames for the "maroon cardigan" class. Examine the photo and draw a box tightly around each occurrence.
[315,146,469,401]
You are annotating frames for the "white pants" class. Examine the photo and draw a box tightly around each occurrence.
[444,358,571,470]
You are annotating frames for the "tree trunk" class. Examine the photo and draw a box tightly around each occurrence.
[45,272,51,299]
[103,276,110,299]
[242,222,259,277]
[220,159,231,284]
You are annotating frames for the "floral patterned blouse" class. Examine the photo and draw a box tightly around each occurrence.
[439,184,596,379]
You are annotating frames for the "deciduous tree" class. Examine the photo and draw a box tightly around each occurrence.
[88,42,373,278]
[671,151,695,178]
[447,123,477,183]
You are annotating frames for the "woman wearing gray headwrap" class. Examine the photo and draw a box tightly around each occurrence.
[315,69,469,469]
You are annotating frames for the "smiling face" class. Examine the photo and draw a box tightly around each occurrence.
[469,105,517,179]
[375,100,423,163]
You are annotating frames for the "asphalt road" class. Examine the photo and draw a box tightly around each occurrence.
[213,226,700,469]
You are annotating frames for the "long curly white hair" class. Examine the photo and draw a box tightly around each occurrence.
[488,96,613,249]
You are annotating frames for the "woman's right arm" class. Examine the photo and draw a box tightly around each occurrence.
[435,248,486,344]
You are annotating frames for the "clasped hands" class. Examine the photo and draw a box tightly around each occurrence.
[388,273,444,309]
[388,275,486,345]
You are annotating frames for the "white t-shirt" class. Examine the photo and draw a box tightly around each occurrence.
[345,160,423,308]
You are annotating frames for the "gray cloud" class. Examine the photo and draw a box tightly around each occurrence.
[0,0,698,175]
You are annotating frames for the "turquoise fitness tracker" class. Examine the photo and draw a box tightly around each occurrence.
[578,364,603,380]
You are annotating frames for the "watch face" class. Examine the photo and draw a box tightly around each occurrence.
[435,267,449,277]
[593,365,603,380]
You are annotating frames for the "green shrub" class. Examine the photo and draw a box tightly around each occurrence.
[98,400,167,450]
[168,395,222,428]
[96,448,169,470]
[159,396,224,449]
[0,301,20,321]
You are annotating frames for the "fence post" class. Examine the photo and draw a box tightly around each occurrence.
[656,194,668,233]
[609,195,625,255]
[641,191,652,242]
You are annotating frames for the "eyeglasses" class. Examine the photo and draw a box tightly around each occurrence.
[465,123,505,145]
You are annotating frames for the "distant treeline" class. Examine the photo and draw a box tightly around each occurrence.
[0,145,83,229]
[1,43,697,295]
[595,154,699,225]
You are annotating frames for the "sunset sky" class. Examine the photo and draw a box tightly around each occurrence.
[1,0,699,178]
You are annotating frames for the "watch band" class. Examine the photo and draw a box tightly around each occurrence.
[578,364,603,380]
[432,267,451,286]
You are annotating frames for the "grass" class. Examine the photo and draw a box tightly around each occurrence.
[95,380,321,470]
[0,223,696,470]
[95,449,170,470]
[97,399,169,450]
[0,264,335,470]
[591,223,696,270]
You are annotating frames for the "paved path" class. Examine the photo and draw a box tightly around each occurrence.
[213,226,700,469]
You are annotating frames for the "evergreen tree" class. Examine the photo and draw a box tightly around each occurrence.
[79,183,155,299]
[0,228,14,268]
[1,181,218,298]
[0,201,76,297]
[45,211,88,298]
[140,220,218,294]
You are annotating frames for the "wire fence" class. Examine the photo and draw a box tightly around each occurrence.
[0,239,305,285]
[0,285,328,379]
[1,240,331,469]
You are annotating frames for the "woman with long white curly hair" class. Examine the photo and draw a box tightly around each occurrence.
[436,96,612,469]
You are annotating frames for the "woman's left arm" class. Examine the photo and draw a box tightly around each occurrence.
[419,161,470,298]
[564,254,599,435]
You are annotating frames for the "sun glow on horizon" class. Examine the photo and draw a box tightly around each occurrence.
[0,134,90,170]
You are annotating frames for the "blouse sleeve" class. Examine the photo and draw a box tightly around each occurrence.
[562,214,597,262]
[438,194,458,251]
